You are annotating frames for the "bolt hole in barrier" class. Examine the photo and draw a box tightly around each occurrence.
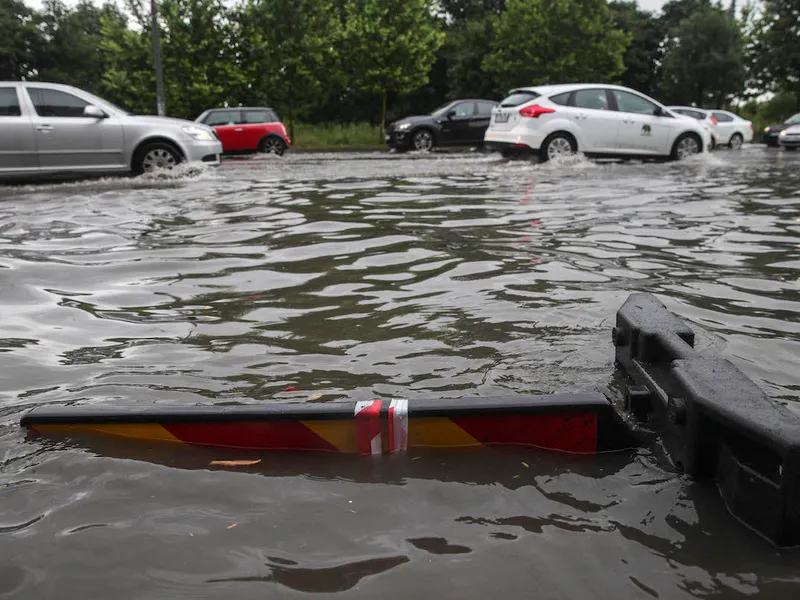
[20,293,800,547]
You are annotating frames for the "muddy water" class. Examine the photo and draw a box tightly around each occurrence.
[1,148,799,598]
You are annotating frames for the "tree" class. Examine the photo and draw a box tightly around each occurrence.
[340,0,445,139]
[441,16,502,99]
[750,0,800,101]
[33,1,127,93]
[658,7,745,106]
[438,0,505,21]
[233,0,343,140]
[0,0,40,80]
[483,0,630,93]
[609,1,665,97]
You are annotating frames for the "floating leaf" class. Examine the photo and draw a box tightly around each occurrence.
[521,462,529,468]
[227,523,238,530]
[210,459,262,467]
[308,393,323,401]
[284,385,298,392]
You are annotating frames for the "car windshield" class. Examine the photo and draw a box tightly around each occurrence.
[785,113,800,125]
[431,102,455,116]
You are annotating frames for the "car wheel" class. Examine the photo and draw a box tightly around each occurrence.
[729,133,743,150]
[412,129,435,152]
[539,133,576,162]
[134,142,182,174]
[259,136,287,156]
[670,133,701,160]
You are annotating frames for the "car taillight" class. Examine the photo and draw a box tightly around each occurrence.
[710,116,718,125]
[749,122,753,130]
[519,104,555,118]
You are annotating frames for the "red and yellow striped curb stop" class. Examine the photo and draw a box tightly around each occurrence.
[21,394,636,455]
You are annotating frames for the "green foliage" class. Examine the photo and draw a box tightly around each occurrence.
[340,0,445,134]
[749,0,800,100]
[609,1,665,97]
[233,0,343,139]
[441,17,501,99]
[658,6,745,106]
[96,6,155,114]
[0,0,39,79]
[292,122,383,150]
[483,0,630,93]
[2,0,798,139]
[33,1,127,93]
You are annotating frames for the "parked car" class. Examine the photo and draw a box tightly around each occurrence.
[763,112,800,147]
[708,110,753,149]
[778,123,800,150]
[0,81,221,179]
[667,106,720,148]
[195,107,291,156]
[485,84,710,162]
[385,99,498,152]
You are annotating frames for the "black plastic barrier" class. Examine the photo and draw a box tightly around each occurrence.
[614,293,800,547]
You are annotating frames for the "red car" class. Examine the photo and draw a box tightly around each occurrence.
[195,107,291,155]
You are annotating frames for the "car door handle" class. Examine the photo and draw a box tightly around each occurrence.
[234,128,244,132]
[36,125,54,132]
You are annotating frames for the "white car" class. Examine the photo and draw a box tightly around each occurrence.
[668,106,721,148]
[0,81,222,180]
[708,110,753,149]
[485,84,710,162]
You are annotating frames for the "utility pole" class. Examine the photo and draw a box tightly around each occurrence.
[150,0,166,116]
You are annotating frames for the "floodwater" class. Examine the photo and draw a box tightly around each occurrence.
[1,148,799,599]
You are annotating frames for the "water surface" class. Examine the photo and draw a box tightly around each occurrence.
[1,148,799,598]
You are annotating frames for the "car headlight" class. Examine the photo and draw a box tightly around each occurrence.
[780,130,787,137]
[764,126,770,133]
[181,125,215,141]
[395,122,411,131]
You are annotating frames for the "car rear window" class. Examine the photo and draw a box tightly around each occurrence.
[712,112,733,122]
[244,109,277,124]
[0,87,21,116]
[675,109,705,120]
[500,91,540,107]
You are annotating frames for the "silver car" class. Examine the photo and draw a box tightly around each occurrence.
[0,81,222,179]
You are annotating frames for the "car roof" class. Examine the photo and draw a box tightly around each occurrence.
[506,83,636,96]
[205,106,274,111]
[668,106,710,113]
[1,81,79,91]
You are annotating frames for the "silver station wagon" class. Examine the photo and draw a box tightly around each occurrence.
[0,82,222,179]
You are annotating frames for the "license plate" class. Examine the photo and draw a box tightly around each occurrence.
[494,113,509,123]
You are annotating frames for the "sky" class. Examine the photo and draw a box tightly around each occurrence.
[24,0,671,13]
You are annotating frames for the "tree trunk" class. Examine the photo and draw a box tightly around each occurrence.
[380,89,387,144]
[150,0,166,116]
[289,82,295,143]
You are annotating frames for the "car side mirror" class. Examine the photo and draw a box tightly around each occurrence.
[653,106,664,117]
[447,110,456,119]
[83,105,107,119]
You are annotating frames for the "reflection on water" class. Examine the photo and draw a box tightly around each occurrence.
[0,148,799,598]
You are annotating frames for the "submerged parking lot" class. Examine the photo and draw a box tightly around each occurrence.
[1,148,799,598]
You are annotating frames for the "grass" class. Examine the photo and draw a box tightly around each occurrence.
[291,122,385,151]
